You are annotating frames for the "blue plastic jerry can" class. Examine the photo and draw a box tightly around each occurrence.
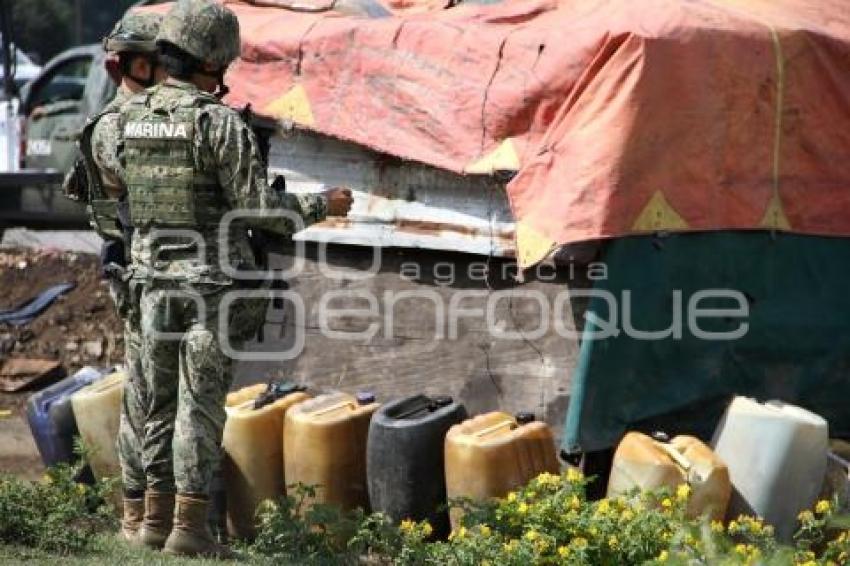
[26,366,104,478]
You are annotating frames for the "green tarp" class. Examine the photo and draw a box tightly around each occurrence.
[562,232,850,454]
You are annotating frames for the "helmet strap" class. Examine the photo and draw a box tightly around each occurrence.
[197,67,229,99]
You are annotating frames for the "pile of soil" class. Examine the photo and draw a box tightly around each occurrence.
[0,248,124,414]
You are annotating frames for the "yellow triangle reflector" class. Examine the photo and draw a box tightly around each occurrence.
[465,139,520,174]
[632,190,688,232]
[515,220,557,268]
[760,192,791,230]
[264,84,315,126]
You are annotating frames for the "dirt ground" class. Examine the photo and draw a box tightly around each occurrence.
[0,248,124,479]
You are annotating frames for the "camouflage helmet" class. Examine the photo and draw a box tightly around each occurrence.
[156,0,241,69]
[103,11,162,53]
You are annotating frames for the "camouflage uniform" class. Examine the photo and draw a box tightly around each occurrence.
[64,12,164,497]
[73,90,148,496]
[120,79,326,495]
[87,90,151,494]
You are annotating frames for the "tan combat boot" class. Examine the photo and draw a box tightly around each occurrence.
[162,494,236,559]
[136,491,175,549]
[118,497,144,542]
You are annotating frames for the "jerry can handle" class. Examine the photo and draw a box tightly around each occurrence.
[656,441,692,472]
[310,399,357,417]
[473,418,517,438]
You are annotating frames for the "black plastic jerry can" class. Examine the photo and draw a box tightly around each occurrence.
[366,394,467,539]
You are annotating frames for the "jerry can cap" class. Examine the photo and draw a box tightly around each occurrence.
[515,412,535,425]
[430,396,453,410]
[356,391,376,405]
[651,430,671,443]
[253,380,307,410]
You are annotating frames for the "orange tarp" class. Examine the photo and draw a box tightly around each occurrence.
[145,0,850,267]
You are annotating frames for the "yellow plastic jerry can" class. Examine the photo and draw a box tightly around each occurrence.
[284,392,380,512]
[444,411,559,528]
[607,432,731,520]
[70,370,125,480]
[222,382,310,540]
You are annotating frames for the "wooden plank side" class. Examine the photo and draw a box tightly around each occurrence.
[233,243,591,436]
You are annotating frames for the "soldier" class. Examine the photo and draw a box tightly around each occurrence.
[118,0,352,557]
[62,11,165,543]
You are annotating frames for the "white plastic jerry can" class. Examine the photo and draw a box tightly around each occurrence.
[711,397,828,541]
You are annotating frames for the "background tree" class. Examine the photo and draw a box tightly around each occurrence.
[11,0,139,64]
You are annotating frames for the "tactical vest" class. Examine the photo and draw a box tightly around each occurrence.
[121,88,226,229]
[78,98,124,241]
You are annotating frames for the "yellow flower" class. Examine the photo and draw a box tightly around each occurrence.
[41,474,52,484]
[711,520,724,533]
[661,498,673,510]
[76,484,86,494]
[400,519,416,534]
[676,484,691,501]
[796,561,817,566]
[608,535,619,549]
[734,544,748,555]
[728,520,739,532]
[448,526,467,541]
[571,536,588,550]
[558,545,571,558]
[816,500,832,514]
[507,491,518,503]
[566,468,583,484]
[570,495,581,511]
[536,472,560,487]
[503,539,519,553]
[798,510,815,523]
[525,530,539,541]
[518,502,529,514]
[422,522,433,537]
[620,508,634,522]
[658,550,669,562]
[595,499,611,516]
[479,524,491,537]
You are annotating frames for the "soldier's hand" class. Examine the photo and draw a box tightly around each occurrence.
[324,187,353,217]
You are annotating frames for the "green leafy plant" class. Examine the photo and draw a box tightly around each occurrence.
[388,470,850,566]
[251,482,366,565]
[0,459,117,555]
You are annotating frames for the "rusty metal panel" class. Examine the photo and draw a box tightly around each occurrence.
[268,130,516,256]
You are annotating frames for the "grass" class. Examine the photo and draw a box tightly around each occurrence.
[0,534,268,565]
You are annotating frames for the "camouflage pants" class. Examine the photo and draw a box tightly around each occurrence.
[138,282,267,495]
[111,278,147,494]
